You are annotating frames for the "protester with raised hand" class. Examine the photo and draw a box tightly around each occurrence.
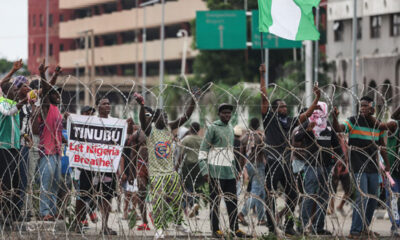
[0,69,28,226]
[293,102,342,236]
[0,59,23,88]
[31,60,63,221]
[131,106,153,231]
[14,75,34,221]
[134,91,196,239]
[259,63,321,236]
[332,96,389,239]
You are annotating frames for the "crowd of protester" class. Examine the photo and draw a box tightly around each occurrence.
[1,60,400,239]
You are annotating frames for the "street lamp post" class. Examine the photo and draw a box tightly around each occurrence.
[140,0,161,100]
[177,29,188,77]
[159,0,166,108]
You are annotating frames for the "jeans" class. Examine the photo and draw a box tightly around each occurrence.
[39,154,61,217]
[301,165,331,232]
[385,177,400,230]
[17,146,30,213]
[241,162,266,221]
[350,172,379,234]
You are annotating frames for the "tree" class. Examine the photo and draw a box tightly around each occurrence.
[0,58,30,76]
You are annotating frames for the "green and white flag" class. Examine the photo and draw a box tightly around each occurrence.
[258,0,320,41]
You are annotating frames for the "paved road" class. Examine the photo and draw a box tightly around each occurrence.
[3,191,397,239]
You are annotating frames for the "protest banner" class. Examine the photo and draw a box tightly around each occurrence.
[66,114,127,173]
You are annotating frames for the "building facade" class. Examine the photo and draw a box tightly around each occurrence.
[58,0,206,92]
[327,0,400,112]
[28,0,74,74]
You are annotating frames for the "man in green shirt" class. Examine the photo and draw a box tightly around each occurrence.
[198,103,248,238]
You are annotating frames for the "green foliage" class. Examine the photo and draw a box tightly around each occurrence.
[0,58,30,76]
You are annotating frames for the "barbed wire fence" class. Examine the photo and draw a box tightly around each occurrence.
[0,72,399,239]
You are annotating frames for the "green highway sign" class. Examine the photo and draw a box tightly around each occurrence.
[251,10,302,49]
[196,10,247,50]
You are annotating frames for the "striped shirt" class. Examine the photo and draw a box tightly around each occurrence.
[343,116,385,173]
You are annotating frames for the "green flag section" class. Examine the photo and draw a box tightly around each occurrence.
[258,0,320,41]
[196,10,247,50]
[252,10,302,49]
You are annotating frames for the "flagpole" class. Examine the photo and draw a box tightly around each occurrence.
[314,6,320,84]
[305,40,313,107]
[260,33,265,63]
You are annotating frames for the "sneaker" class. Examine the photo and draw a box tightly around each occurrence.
[137,223,150,231]
[212,230,224,238]
[155,229,165,239]
[235,229,251,238]
[81,219,89,227]
[175,224,191,234]
[89,213,98,223]
[189,204,200,218]
[285,227,298,236]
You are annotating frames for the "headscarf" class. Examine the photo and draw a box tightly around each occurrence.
[308,101,328,137]
[14,76,28,89]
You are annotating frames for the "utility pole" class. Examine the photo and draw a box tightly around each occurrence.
[90,30,95,106]
[159,0,165,108]
[135,0,139,84]
[84,31,90,106]
[351,0,358,115]
[45,0,50,79]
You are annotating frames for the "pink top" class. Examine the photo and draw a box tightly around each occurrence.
[39,104,63,156]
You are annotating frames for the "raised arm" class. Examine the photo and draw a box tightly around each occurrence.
[169,96,196,131]
[299,86,321,124]
[332,107,346,133]
[259,64,269,115]
[49,65,62,86]
[391,105,400,120]
[0,59,23,86]
[134,93,151,136]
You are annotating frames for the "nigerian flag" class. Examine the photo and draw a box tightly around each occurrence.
[258,0,320,41]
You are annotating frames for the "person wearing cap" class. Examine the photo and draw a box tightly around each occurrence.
[31,61,63,221]
[198,103,249,238]
[134,91,197,239]
[0,60,27,225]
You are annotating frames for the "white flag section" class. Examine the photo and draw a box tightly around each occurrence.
[258,0,320,41]
[66,114,127,173]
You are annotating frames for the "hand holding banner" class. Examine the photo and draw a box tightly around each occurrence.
[66,114,127,173]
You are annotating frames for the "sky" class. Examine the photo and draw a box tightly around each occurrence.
[0,1,28,61]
